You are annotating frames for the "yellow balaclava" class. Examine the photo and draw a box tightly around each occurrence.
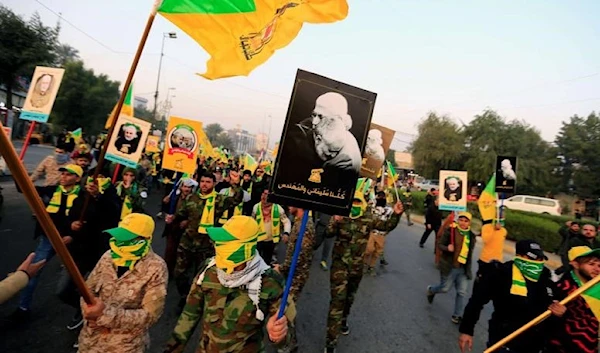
[207,216,260,274]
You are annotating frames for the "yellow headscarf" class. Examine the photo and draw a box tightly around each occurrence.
[207,216,259,274]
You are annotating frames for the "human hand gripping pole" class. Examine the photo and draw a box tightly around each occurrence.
[277,211,310,319]
[483,273,600,353]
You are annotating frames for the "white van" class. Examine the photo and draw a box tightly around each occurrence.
[498,195,562,216]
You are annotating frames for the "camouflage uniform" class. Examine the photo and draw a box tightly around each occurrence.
[326,209,400,349]
[78,251,168,353]
[164,260,296,353]
[174,186,243,296]
[280,215,316,301]
[279,214,316,351]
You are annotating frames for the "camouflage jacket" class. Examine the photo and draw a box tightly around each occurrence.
[115,181,147,213]
[78,251,168,353]
[164,260,296,353]
[176,185,243,251]
[281,215,316,276]
[328,207,400,252]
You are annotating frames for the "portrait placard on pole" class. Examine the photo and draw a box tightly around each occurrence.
[105,115,152,169]
[20,66,65,123]
[269,69,377,215]
[162,116,203,174]
[439,170,468,212]
[360,123,395,179]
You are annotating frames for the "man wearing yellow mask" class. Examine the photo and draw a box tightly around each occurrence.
[164,215,295,353]
[427,212,476,325]
[78,213,168,353]
[458,239,554,353]
[167,171,243,304]
[324,177,403,353]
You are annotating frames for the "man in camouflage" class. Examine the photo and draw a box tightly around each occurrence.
[166,171,243,302]
[277,206,316,353]
[325,178,403,353]
[164,215,295,353]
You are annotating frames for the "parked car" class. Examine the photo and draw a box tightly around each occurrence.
[415,179,439,191]
[498,195,562,216]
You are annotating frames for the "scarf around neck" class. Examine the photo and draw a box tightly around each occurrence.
[46,185,81,215]
[510,257,545,296]
[198,190,218,234]
[198,255,271,321]
[256,204,282,243]
[457,226,471,265]
[109,237,151,270]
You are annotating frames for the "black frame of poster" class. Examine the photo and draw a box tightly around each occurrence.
[268,69,377,215]
[495,155,518,195]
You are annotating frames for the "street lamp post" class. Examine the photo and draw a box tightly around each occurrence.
[153,32,177,122]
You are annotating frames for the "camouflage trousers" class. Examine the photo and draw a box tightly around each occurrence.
[174,245,215,297]
[326,239,368,348]
[281,230,315,349]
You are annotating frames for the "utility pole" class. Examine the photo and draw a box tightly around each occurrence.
[153,32,177,122]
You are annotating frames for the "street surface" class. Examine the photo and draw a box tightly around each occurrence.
[0,144,496,352]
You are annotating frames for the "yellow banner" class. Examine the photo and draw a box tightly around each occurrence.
[162,116,203,174]
[145,135,161,153]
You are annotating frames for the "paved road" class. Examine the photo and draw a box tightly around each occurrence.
[0,178,497,353]
[1,141,55,176]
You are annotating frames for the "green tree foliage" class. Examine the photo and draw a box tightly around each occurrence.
[205,123,224,142]
[555,113,600,197]
[50,61,120,135]
[386,148,397,167]
[55,43,79,66]
[411,110,558,196]
[0,7,58,108]
[214,133,234,152]
[409,112,465,179]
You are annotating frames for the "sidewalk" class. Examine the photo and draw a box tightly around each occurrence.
[408,213,562,269]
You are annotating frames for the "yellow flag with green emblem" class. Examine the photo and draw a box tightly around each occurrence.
[157,0,349,80]
[478,174,497,222]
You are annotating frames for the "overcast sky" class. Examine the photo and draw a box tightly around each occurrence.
[6,0,600,151]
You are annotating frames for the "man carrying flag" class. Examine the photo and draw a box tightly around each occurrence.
[546,246,600,353]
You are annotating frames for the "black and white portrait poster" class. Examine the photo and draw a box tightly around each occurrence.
[495,155,518,194]
[269,69,377,215]
[361,123,395,179]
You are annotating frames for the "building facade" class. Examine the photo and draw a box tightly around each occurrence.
[227,128,256,155]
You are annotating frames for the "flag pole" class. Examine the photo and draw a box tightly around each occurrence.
[484,273,600,353]
[0,123,95,304]
[277,210,309,319]
[79,1,160,221]
[19,122,36,160]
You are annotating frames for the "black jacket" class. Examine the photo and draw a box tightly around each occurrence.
[424,204,442,227]
[459,261,554,352]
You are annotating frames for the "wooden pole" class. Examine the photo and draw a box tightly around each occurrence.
[0,123,95,304]
[79,4,159,221]
[484,273,600,353]
[19,122,36,160]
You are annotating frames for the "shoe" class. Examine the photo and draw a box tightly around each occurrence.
[366,267,376,277]
[341,319,350,335]
[426,286,435,304]
[408,222,414,226]
[324,347,336,353]
[419,243,424,248]
[73,342,79,349]
[380,258,389,266]
[451,315,462,324]
[320,260,328,271]
[67,312,84,330]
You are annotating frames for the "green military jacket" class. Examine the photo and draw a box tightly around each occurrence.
[115,181,147,213]
[176,185,243,251]
[164,260,296,353]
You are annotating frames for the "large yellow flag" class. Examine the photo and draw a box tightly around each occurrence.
[158,0,349,80]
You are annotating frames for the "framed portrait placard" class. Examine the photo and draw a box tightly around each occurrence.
[105,115,152,169]
[161,116,203,174]
[269,69,377,215]
[20,66,65,123]
[495,155,518,195]
[360,123,395,179]
[145,135,161,153]
[438,170,468,212]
